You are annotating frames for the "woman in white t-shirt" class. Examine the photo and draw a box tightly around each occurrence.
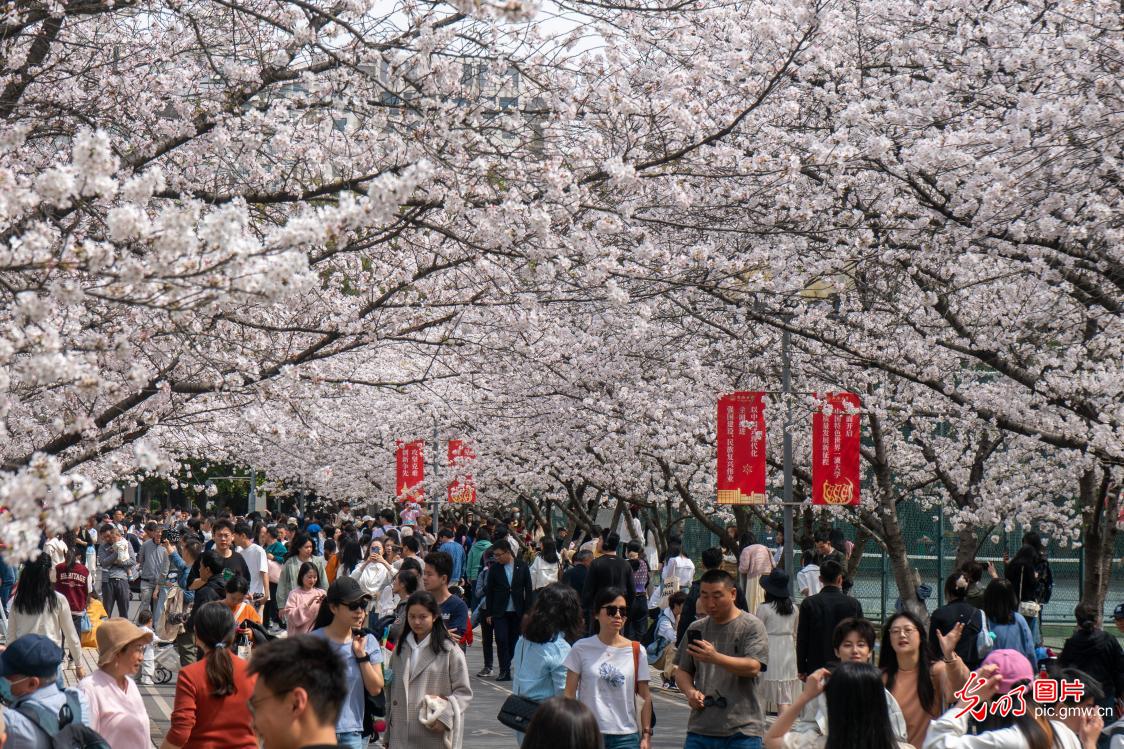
[564,587,653,749]
[660,539,695,593]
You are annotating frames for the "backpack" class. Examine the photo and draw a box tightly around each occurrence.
[473,564,489,601]
[15,689,111,749]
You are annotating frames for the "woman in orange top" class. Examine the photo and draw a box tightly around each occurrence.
[161,601,257,749]
[878,610,969,748]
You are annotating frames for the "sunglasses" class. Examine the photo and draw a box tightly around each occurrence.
[340,600,368,611]
[601,605,628,618]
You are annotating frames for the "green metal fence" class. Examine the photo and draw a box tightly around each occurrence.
[679,501,1122,625]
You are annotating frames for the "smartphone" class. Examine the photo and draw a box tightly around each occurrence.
[687,630,703,645]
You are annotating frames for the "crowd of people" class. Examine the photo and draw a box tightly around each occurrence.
[0,505,1121,749]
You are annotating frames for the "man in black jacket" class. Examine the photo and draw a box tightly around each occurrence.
[562,549,592,596]
[676,547,749,644]
[481,539,532,681]
[581,532,633,633]
[796,560,863,677]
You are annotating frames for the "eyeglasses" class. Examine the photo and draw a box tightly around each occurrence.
[247,689,292,716]
[703,691,727,709]
[889,626,918,636]
[601,605,628,618]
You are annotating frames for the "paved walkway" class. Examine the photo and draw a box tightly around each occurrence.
[63,633,695,749]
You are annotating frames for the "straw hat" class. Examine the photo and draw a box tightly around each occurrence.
[95,618,154,667]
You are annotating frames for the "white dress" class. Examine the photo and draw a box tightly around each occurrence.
[756,601,800,711]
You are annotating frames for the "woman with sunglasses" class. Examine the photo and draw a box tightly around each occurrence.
[564,587,654,749]
[311,577,385,749]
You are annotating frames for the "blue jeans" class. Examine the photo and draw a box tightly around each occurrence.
[603,734,640,749]
[685,733,763,749]
[336,732,366,749]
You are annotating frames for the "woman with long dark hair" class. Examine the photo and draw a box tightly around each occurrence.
[983,579,1036,665]
[564,587,653,749]
[338,536,364,578]
[1005,531,1051,648]
[385,591,473,749]
[758,568,799,712]
[162,601,256,748]
[765,661,912,749]
[529,540,561,591]
[281,561,326,636]
[276,531,327,614]
[879,610,969,748]
[522,696,603,749]
[511,583,583,744]
[9,552,86,679]
[311,577,384,749]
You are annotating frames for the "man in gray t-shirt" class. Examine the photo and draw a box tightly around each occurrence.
[676,568,769,747]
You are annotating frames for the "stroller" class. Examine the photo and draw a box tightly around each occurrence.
[153,641,180,684]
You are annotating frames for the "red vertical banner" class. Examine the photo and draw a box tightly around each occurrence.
[395,440,425,503]
[717,392,767,505]
[447,439,476,504]
[812,392,862,505]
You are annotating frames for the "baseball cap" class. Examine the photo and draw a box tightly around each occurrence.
[1114,602,1124,621]
[307,523,321,534]
[326,576,370,606]
[0,634,64,678]
[980,649,1035,695]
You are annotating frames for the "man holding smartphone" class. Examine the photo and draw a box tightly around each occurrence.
[676,569,770,749]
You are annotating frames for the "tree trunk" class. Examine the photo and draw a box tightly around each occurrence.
[1080,464,1119,611]
[953,526,980,570]
[847,526,871,580]
[883,509,928,627]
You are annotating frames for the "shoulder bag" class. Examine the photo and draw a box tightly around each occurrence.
[497,693,540,732]
[976,608,994,660]
[1018,568,1041,619]
[496,640,541,731]
[632,640,657,734]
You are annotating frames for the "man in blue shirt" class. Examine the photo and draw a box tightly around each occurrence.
[1,635,92,749]
[437,528,466,585]
[422,551,469,644]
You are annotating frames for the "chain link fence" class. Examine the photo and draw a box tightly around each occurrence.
[678,501,1122,626]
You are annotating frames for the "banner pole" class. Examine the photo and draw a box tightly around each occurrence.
[782,327,795,592]
[433,419,441,540]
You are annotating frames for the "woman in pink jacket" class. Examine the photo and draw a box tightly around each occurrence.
[281,561,325,635]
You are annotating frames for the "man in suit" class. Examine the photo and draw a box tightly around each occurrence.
[796,559,863,677]
[581,532,634,633]
[481,539,532,681]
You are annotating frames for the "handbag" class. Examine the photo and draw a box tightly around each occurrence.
[631,640,656,733]
[1018,568,1041,619]
[76,611,92,634]
[267,559,282,584]
[976,609,994,660]
[497,694,540,731]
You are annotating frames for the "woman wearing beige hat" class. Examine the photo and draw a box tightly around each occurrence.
[79,617,153,747]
